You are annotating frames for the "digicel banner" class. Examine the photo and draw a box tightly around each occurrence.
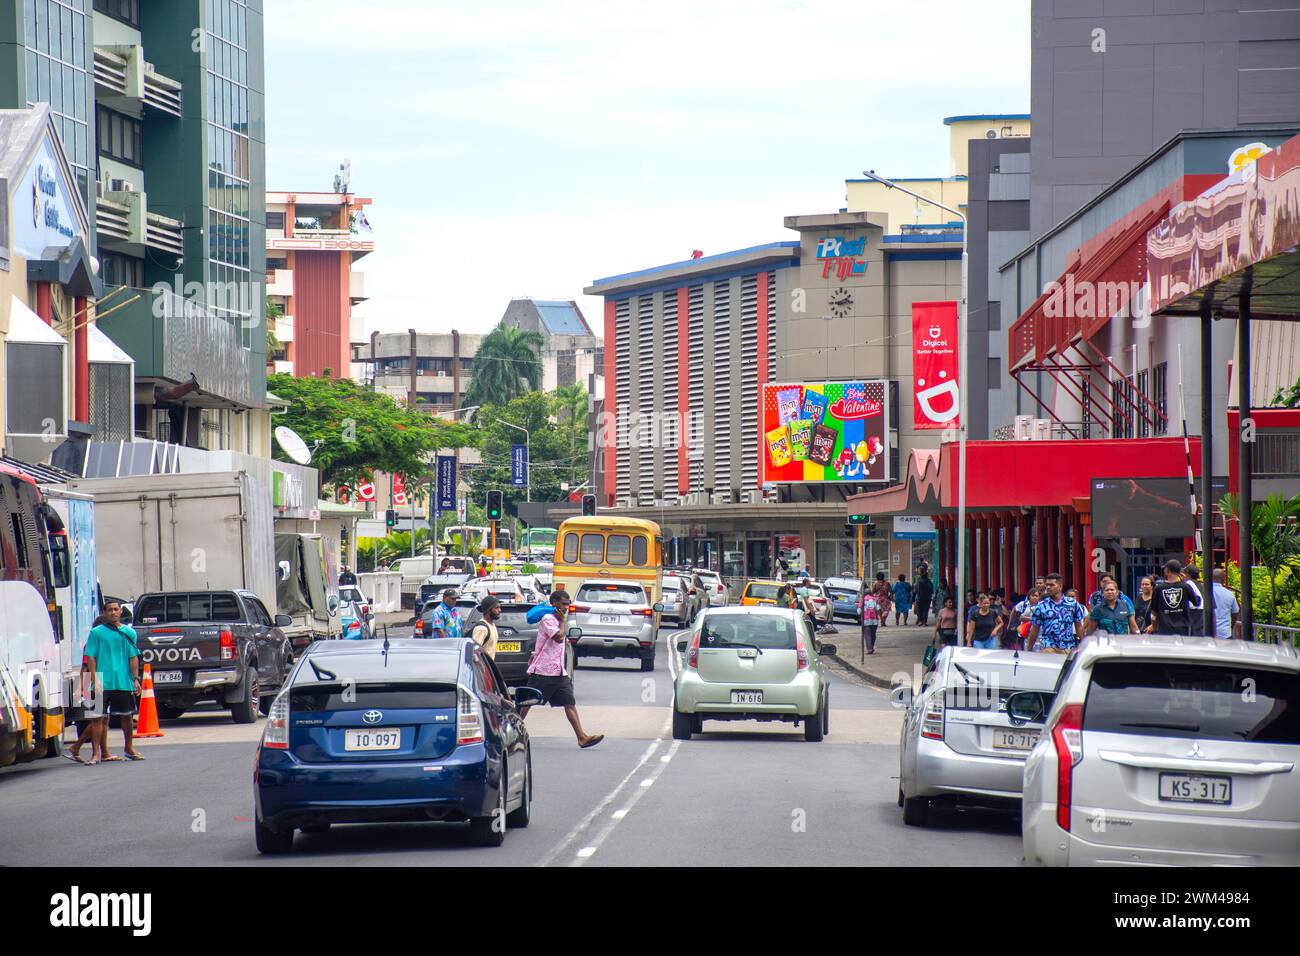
[911,301,960,430]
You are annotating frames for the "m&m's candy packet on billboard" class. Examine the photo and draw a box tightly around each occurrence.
[765,425,793,468]
[788,418,813,461]
[808,424,837,466]
[801,390,828,428]
[776,387,801,425]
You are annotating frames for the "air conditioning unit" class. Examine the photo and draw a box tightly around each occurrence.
[1031,418,1051,441]
[1014,415,1034,441]
[96,176,107,199]
[109,179,136,193]
[739,489,762,504]
[686,492,706,506]
[711,491,734,505]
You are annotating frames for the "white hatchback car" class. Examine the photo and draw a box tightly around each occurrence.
[1019,634,1300,866]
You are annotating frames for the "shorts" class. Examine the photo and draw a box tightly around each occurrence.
[526,673,576,708]
[104,690,137,717]
[937,629,958,646]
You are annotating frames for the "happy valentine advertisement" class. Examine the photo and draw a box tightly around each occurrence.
[759,381,890,484]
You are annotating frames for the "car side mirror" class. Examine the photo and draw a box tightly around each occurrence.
[118,608,133,625]
[567,626,583,639]
[365,613,375,623]
[327,594,340,614]
[1006,691,1049,725]
[890,684,914,709]
[511,686,545,707]
[675,637,689,653]
[274,613,294,627]
[818,643,837,656]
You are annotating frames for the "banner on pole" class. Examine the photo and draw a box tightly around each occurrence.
[511,445,527,488]
[911,301,960,430]
[436,456,456,513]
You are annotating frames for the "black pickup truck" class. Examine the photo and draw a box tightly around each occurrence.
[131,590,295,724]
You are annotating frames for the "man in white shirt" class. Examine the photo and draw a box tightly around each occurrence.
[1211,569,1242,639]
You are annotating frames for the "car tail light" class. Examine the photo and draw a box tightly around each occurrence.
[457,686,483,745]
[717,584,724,593]
[569,604,590,614]
[219,629,235,661]
[414,618,424,636]
[921,691,945,740]
[795,633,809,671]
[638,607,654,617]
[1052,703,1084,831]
[263,692,289,749]
[687,633,700,668]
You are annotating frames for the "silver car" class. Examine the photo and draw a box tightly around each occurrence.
[568,580,659,672]
[1020,635,1300,866]
[896,647,1066,827]
[661,574,702,624]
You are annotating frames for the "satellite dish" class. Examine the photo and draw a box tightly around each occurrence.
[274,425,313,464]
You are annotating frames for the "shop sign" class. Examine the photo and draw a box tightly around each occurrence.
[14,137,83,259]
[816,235,868,280]
[759,381,889,484]
[911,301,960,429]
[893,515,936,540]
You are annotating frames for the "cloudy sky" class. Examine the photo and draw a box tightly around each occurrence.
[264,0,1030,336]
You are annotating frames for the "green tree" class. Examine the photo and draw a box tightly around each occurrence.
[266,373,478,489]
[1219,492,1300,625]
[461,325,543,411]
[266,297,283,357]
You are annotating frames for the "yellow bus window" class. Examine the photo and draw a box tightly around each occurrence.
[631,536,648,566]
[579,533,605,564]
[562,533,579,563]
[606,534,631,566]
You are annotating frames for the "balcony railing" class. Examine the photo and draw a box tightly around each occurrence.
[94,45,183,117]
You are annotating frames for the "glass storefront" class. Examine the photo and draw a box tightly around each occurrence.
[816,533,888,581]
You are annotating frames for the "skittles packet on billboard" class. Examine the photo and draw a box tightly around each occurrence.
[801,390,828,428]
[808,424,837,466]
[765,425,793,468]
[776,387,802,425]
[788,418,813,461]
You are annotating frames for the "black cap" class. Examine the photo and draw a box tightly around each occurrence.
[478,595,501,614]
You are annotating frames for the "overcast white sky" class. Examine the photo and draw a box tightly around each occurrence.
[264,0,1030,337]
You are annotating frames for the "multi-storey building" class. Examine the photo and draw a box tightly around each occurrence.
[360,330,481,414]
[499,297,601,391]
[265,188,373,378]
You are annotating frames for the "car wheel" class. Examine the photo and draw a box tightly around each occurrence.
[691,714,703,734]
[671,704,693,741]
[469,768,507,847]
[506,750,532,829]
[255,817,294,854]
[299,823,330,834]
[804,694,826,742]
[897,786,905,808]
[902,795,931,827]
[639,648,655,672]
[230,669,259,724]
[156,703,187,721]
[258,690,276,717]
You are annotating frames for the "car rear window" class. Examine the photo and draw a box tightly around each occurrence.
[136,592,241,624]
[745,583,780,600]
[576,584,646,605]
[826,587,857,599]
[701,614,799,650]
[290,682,458,711]
[1084,660,1300,745]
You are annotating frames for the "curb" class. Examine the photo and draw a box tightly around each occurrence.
[824,651,898,690]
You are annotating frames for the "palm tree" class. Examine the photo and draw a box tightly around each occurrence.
[1220,492,1300,624]
[462,325,543,410]
[552,383,587,485]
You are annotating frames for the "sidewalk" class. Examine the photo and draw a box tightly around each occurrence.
[823,620,935,689]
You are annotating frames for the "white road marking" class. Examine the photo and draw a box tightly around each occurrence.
[639,778,654,788]
[569,739,681,866]
[575,847,596,858]
[611,809,628,820]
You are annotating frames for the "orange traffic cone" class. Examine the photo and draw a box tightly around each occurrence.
[134,664,165,738]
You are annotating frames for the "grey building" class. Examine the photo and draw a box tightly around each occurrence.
[1029,0,1300,239]
[499,297,601,390]
[360,330,481,413]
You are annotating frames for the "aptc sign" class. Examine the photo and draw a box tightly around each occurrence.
[816,235,868,281]
[910,301,960,430]
[893,515,936,540]
[511,444,527,488]
[760,381,889,484]
[436,455,456,513]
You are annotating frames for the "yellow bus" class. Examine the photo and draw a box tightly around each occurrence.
[553,516,664,606]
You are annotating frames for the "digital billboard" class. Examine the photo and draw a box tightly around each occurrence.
[759,381,889,484]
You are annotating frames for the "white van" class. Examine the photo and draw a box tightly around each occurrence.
[390,555,436,596]
[0,580,65,764]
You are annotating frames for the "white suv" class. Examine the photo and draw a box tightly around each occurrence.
[1018,634,1300,866]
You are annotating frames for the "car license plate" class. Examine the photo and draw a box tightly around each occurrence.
[1159,772,1231,804]
[600,614,622,624]
[991,728,1038,751]
[731,690,763,705]
[344,729,401,752]
[153,670,184,684]
[496,641,522,654]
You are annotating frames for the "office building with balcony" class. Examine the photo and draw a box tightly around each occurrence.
[265,189,373,378]
[359,330,482,414]
[3,0,269,466]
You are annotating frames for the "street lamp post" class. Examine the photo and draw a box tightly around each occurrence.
[861,170,969,630]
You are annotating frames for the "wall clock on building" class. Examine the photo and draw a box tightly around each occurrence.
[829,287,853,318]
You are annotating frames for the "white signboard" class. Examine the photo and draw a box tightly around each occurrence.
[356,518,388,539]
[893,515,936,540]
[13,135,84,260]
[308,508,322,522]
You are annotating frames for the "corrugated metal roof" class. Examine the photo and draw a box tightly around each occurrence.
[532,300,591,336]
[0,454,77,485]
[1229,320,1300,407]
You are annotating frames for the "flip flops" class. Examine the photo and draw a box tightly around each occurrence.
[579,734,605,749]
[102,755,125,762]
[124,751,145,761]
[63,751,86,764]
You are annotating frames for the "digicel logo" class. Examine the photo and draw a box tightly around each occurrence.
[828,397,882,420]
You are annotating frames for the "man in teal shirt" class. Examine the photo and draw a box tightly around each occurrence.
[78,600,143,763]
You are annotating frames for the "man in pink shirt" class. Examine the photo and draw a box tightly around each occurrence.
[520,590,604,749]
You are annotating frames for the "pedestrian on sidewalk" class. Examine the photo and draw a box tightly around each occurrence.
[964,592,1004,648]
[425,587,463,640]
[1027,573,1085,654]
[1086,572,1132,613]
[1133,576,1155,629]
[71,601,144,764]
[519,590,603,749]
[860,590,881,655]
[1210,568,1242,639]
[872,572,893,626]
[338,565,357,586]
[1084,578,1138,635]
[1005,588,1040,650]
[892,574,913,626]
[914,570,934,627]
[1146,559,1198,636]
[934,597,959,647]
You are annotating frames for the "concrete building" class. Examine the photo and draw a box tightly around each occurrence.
[265,188,373,378]
[360,330,482,413]
[499,297,601,391]
[2,0,269,466]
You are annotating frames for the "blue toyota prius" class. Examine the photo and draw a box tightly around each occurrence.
[254,638,541,853]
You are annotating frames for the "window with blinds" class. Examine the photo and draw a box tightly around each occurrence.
[614,298,631,500]
[713,279,732,492]
[637,294,655,500]
[740,275,759,489]
[766,271,776,379]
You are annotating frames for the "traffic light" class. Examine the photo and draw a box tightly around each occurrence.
[486,490,503,521]
[581,494,597,516]
[385,509,396,528]
[848,513,872,525]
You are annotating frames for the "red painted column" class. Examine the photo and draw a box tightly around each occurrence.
[1072,513,1087,596]
[603,299,617,506]
[981,515,993,592]
[1017,512,1032,594]
[1001,511,1014,597]
[1045,507,1059,576]
[989,514,1001,593]
[74,296,89,422]
[35,282,52,325]
[676,287,690,495]
[1058,509,1072,587]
